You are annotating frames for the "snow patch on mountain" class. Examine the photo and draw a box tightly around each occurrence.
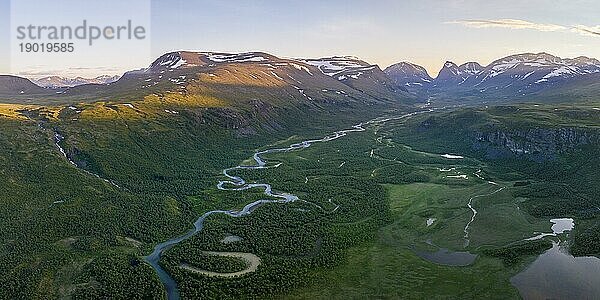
[289,63,313,75]
[170,59,187,69]
[302,57,372,76]
[205,53,267,63]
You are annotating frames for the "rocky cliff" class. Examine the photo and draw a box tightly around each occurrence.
[472,127,597,160]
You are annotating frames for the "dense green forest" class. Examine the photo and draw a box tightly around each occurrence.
[0,99,598,299]
[0,99,401,298]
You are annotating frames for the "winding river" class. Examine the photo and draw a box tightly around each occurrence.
[145,110,429,300]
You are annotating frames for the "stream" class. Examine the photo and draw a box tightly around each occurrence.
[54,131,121,189]
[145,110,429,300]
[463,185,506,247]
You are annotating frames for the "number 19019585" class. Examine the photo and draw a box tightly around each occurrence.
[19,43,75,53]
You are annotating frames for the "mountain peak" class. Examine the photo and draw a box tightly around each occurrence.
[0,75,46,94]
[436,61,462,80]
[384,62,433,89]
[391,61,430,73]
[459,62,483,74]
[443,61,458,69]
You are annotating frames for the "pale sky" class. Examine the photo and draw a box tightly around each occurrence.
[2,0,600,78]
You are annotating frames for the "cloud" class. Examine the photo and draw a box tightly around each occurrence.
[447,19,566,32]
[571,25,600,36]
[448,19,600,38]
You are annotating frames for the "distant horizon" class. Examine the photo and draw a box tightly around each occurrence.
[12,49,600,80]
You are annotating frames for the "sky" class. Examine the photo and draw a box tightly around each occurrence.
[2,0,600,78]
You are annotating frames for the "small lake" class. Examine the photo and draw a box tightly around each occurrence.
[525,218,574,241]
[511,242,600,299]
[426,218,436,227]
[550,218,574,234]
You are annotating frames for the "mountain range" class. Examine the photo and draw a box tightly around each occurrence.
[33,75,120,88]
[385,52,600,102]
[1,51,598,106]
[0,51,415,110]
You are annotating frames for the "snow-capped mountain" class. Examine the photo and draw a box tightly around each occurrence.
[142,51,277,73]
[302,56,409,98]
[384,61,482,91]
[384,62,433,90]
[465,53,600,94]
[434,61,483,87]
[123,52,411,103]
[34,75,120,88]
[112,51,413,105]
[4,51,597,104]
[385,52,600,99]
